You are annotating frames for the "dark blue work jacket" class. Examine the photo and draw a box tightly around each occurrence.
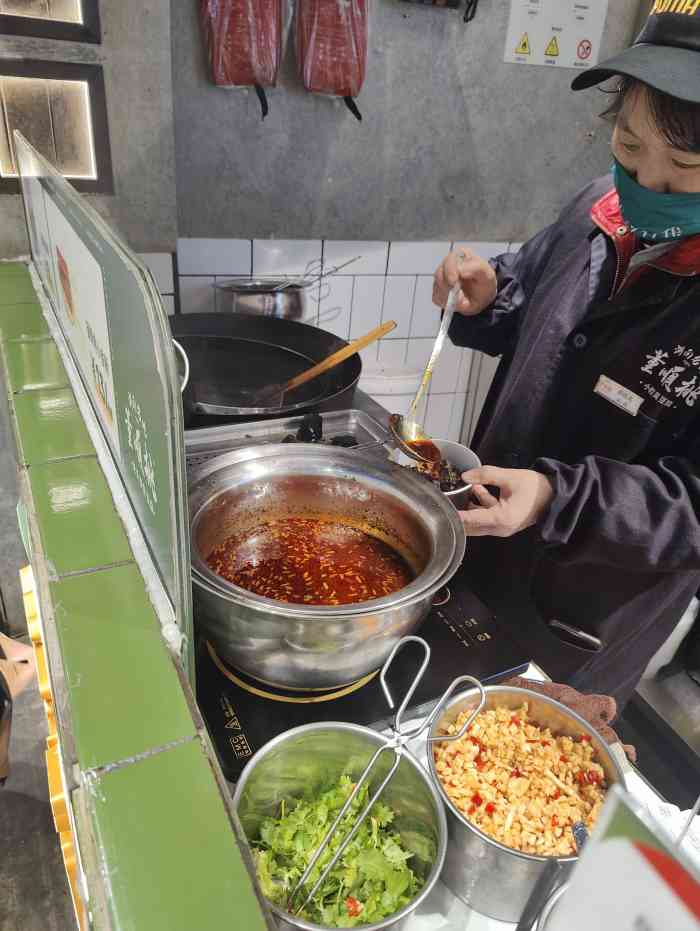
[450,177,700,707]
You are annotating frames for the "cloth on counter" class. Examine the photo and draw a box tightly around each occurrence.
[505,676,637,762]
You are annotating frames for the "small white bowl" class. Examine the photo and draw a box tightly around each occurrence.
[391,438,481,511]
[432,439,481,511]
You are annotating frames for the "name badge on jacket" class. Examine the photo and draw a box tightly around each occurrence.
[594,375,644,416]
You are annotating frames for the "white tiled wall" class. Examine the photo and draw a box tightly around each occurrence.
[175,238,516,442]
[177,239,251,276]
[350,276,385,339]
[138,252,176,315]
[324,241,388,276]
[377,339,409,367]
[179,275,215,315]
[316,275,354,338]
[253,240,322,277]
[387,241,451,275]
[382,276,416,339]
[410,277,439,339]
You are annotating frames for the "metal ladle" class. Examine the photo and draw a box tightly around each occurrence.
[390,261,464,463]
[388,413,435,464]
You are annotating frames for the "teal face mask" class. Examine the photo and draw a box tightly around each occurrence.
[612,158,700,242]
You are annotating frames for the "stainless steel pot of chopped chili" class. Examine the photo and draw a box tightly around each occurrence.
[188,444,465,690]
[426,686,626,923]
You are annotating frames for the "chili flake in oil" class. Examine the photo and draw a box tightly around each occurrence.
[206,517,414,605]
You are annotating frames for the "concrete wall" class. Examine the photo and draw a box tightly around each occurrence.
[172,0,640,243]
[0,0,178,258]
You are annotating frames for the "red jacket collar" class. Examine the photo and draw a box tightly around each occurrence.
[591,188,700,279]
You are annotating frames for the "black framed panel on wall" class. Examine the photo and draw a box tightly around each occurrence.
[0,59,113,194]
[0,1,101,44]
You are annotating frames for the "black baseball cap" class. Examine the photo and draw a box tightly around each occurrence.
[572,2,700,104]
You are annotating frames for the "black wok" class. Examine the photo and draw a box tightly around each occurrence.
[169,313,361,426]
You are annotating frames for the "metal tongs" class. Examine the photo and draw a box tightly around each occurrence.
[287,635,486,916]
[271,256,362,293]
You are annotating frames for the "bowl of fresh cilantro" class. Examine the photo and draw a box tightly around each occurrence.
[233,721,448,929]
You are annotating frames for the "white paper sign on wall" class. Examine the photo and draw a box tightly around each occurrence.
[504,0,610,70]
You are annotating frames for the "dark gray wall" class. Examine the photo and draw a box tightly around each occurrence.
[172,0,640,243]
[0,0,178,258]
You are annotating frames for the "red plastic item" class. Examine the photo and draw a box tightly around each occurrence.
[295,0,368,117]
[200,0,282,104]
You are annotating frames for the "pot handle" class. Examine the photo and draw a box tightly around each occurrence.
[379,638,485,742]
[171,338,190,395]
[424,674,486,744]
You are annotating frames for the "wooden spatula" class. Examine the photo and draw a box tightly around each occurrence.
[243,320,397,408]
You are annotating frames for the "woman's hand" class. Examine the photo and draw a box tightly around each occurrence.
[459,466,554,537]
[433,246,498,316]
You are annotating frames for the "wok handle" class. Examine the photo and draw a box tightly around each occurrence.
[282,320,396,394]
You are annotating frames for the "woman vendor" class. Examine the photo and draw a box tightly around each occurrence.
[432,4,700,709]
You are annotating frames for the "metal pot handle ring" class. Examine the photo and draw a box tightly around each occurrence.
[171,338,190,394]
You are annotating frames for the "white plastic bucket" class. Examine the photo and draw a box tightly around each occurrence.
[359,364,422,398]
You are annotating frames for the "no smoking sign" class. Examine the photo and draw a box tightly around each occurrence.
[578,39,593,60]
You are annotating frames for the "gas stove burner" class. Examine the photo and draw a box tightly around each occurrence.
[206,642,378,703]
[432,586,451,607]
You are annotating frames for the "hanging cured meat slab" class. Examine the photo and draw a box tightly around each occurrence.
[295,0,368,119]
[200,0,283,117]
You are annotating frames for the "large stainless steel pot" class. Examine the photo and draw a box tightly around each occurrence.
[214,278,306,320]
[188,445,466,689]
[233,722,448,931]
[427,686,626,923]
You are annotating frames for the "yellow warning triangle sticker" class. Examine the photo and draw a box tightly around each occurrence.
[516,32,531,55]
[545,35,560,57]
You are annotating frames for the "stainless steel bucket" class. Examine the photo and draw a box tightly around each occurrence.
[214,278,306,320]
[427,686,626,923]
[233,721,448,931]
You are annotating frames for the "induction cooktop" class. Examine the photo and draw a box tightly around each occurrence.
[196,569,530,782]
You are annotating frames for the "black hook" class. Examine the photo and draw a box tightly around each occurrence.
[343,96,362,121]
[254,84,269,120]
[464,0,479,23]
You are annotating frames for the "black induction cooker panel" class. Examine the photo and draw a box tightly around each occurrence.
[196,575,530,782]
